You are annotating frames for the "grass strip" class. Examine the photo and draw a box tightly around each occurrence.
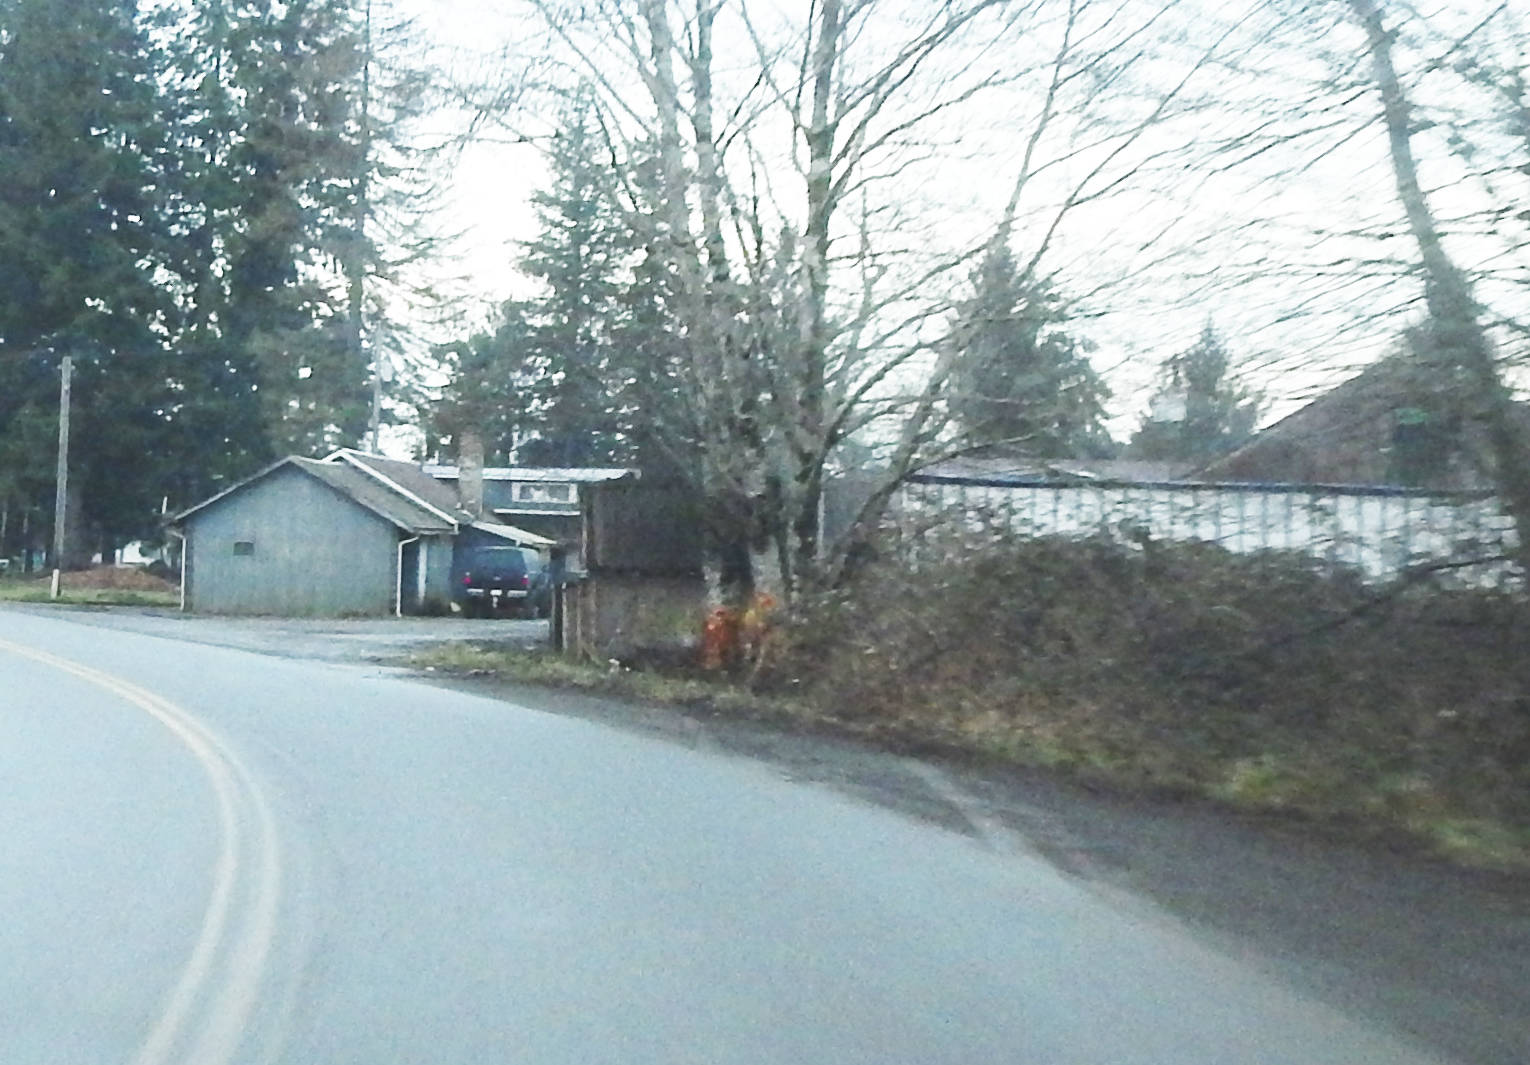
[409,640,1530,873]
[0,582,179,608]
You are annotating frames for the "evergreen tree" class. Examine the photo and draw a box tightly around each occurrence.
[185,0,369,457]
[169,0,433,477]
[440,103,689,474]
[948,247,1114,459]
[1129,324,1261,466]
[0,0,179,557]
[517,98,636,467]
[430,303,538,464]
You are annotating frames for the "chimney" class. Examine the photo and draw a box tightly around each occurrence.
[458,428,485,519]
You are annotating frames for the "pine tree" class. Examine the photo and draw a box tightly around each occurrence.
[171,0,432,471]
[212,0,367,455]
[0,0,179,557]
[1129,324,1260,466]
[517,98,636,467]
[948,247,1114,460]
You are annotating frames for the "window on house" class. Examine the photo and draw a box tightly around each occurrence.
[233,540,255,556]
[1389,407,1454,488]
[512,482,574,503]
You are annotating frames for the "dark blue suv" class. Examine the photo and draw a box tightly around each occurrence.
[454,545,551,618]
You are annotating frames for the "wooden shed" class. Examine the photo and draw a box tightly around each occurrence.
[560,481,707,657]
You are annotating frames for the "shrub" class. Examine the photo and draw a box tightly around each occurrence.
[768,530,1530,831]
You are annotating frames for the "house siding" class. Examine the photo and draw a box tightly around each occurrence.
[401,533,455,613]
[431,473,586,545]
[185,466,400,616]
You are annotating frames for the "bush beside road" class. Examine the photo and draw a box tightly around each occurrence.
[414,533,1530,872]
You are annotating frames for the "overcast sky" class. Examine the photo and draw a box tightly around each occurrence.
[396,0,1524,438]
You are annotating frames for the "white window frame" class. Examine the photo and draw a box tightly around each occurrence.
[512,482,575,504]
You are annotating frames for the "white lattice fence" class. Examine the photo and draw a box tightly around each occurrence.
[897,477,1520,586]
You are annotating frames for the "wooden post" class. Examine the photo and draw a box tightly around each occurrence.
[549,545,567,652]
[50,356,71,599]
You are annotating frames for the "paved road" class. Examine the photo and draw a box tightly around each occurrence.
[0,608,1492,1064]
[0,602,546,663]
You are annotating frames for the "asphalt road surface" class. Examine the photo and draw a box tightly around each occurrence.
[0,608,1507,1064]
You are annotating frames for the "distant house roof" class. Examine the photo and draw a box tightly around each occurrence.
[423,464,639,484]
[912,453,1193,488]
[171,456,459,535]
[1193,356,1526,489]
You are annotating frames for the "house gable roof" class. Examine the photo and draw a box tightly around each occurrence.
[296,458,458,533]
[170,456,459,535]
[174,449,606,536]
[1193,362,1403,483]
[327,449,468,525]
[1192,355,1529,488]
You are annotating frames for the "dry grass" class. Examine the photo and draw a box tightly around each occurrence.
[764,532,1530,868]
[0,566,179,606]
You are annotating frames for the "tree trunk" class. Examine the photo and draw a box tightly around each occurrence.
[710,488,757,606]
[789,0,839,581]
[716,537,756,607]
[1349,0,1530,582]
[790,463,824,594]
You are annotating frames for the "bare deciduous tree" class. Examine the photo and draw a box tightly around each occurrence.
[473,0,1273,598]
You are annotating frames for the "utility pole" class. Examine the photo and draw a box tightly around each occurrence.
[360,0,379,454]
[50,355,71,600]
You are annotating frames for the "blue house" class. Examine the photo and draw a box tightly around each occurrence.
[423,464,636,552]
[170,450,551,616]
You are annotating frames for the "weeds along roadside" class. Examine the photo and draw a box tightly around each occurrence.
[0,566,179,607]
[414,530,1530,871]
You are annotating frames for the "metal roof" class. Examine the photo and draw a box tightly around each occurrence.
[424,464,638,484]
[915,454,1193,485]
[470,520,558,548]
[491,503,581,517]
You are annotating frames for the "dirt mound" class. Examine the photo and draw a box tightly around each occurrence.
[43,565,177,592]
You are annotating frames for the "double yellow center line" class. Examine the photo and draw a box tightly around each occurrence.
[0,638,282,1065]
